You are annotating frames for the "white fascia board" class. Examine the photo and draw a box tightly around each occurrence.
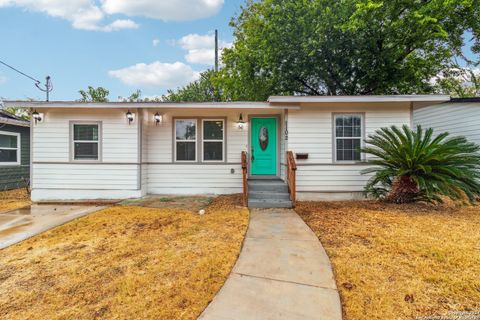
[3,101,299,110]
[268,95,451,103]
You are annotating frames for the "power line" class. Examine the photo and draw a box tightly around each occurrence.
[0,59,53,101]
[0,60,41,84]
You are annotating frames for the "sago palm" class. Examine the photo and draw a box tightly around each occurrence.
[361,125,480,204]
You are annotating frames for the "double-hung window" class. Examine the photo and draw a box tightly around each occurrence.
[72,123,100,161]
[334,114,363,162]
[202,119,224,162]
[0,131,20,165]
[175,119,197,162]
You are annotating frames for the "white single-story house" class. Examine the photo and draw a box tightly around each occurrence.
[413,97,480,146]
[5,95,449,207]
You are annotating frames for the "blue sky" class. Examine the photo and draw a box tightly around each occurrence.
[0,1,477,101]
[0,0,244,101]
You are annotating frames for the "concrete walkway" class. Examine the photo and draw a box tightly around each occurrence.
[199,209,342,320]
[0,204,106,249]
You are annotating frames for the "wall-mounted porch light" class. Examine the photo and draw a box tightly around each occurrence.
[236,113,246,129]
[126,110,134,124]
[154,112,162,125]
[32,110,43,124]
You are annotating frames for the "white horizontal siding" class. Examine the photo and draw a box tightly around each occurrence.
[143,108,283,194]
[287,103,410,194]
[288,104,411,164]
[147,164,243,194]
[413,102,480,145]
[31,189,142,201]
[32,108,140,200]
[32,164,139,190]
[296,165,372,192]
[144,108,277,163]
[33,108,139,163]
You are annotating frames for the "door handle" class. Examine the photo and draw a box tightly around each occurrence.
[251,148,254,161]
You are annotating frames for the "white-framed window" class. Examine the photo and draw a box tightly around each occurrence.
[333,114,363,162]
[175,119,197,162]
[71,123,100,161]
[202,119,225,162]
[0,131,20,165]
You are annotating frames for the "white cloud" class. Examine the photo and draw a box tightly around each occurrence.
[101,19,138,32]
[152,39,160,47]
[0,1,223,30]
[109,61,200,88]
[102,0,224,21]
[0,0,138,31]
[178,33,232,65]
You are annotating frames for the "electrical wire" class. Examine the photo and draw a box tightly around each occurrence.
[0,60,41,84]
[0,59,53,101]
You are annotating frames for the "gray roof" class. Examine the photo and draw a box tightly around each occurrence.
[450,97,480,103]
[0,109,30,127]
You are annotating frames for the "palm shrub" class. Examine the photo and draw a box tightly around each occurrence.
[361,125,480,204]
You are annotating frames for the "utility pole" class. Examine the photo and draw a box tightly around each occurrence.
[35,75,53,101]
[215,29,219,73]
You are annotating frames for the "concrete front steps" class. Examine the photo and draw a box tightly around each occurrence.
[248,178,292,208]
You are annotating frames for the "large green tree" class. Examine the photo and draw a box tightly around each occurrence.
[217,0,479,100]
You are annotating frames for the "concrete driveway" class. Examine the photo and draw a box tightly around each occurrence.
[0,204,106,249]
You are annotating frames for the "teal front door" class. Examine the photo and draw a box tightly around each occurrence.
[251,117,277,175]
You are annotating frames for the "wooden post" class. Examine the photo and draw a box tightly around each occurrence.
[241,151,248,207]
[286,151,297,207]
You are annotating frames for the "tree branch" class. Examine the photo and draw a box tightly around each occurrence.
[295,77,321,95]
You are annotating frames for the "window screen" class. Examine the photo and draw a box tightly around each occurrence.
[73,124,99,160]
[0,132,19,164]
[203,120,224,161]
[334,114,362,161]
[175,119,197,161]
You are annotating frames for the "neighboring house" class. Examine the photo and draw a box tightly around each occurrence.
[413,97,480,145]
[5,95,448,206]
[0,109,30,190]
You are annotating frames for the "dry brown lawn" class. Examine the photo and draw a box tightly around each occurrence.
[296,201,480,320]
[0,195,248,320]
[0,188,31,213]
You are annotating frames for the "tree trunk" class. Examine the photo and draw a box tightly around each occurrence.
[387,176,419,204]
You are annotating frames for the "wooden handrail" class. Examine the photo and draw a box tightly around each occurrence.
[241,151,248,207]
[286,151,297,207]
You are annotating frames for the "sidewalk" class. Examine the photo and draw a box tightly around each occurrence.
[199,208,342,320]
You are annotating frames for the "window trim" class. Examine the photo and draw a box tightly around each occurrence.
[69,121,102,163]
[0,130,20,166]
[332,113,365,163]
[174,118,198,163]
[201,119,225,163]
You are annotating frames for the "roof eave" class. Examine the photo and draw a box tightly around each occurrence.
[268,95,451,103]
[0,118,30,127]
[2,101,300,110]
